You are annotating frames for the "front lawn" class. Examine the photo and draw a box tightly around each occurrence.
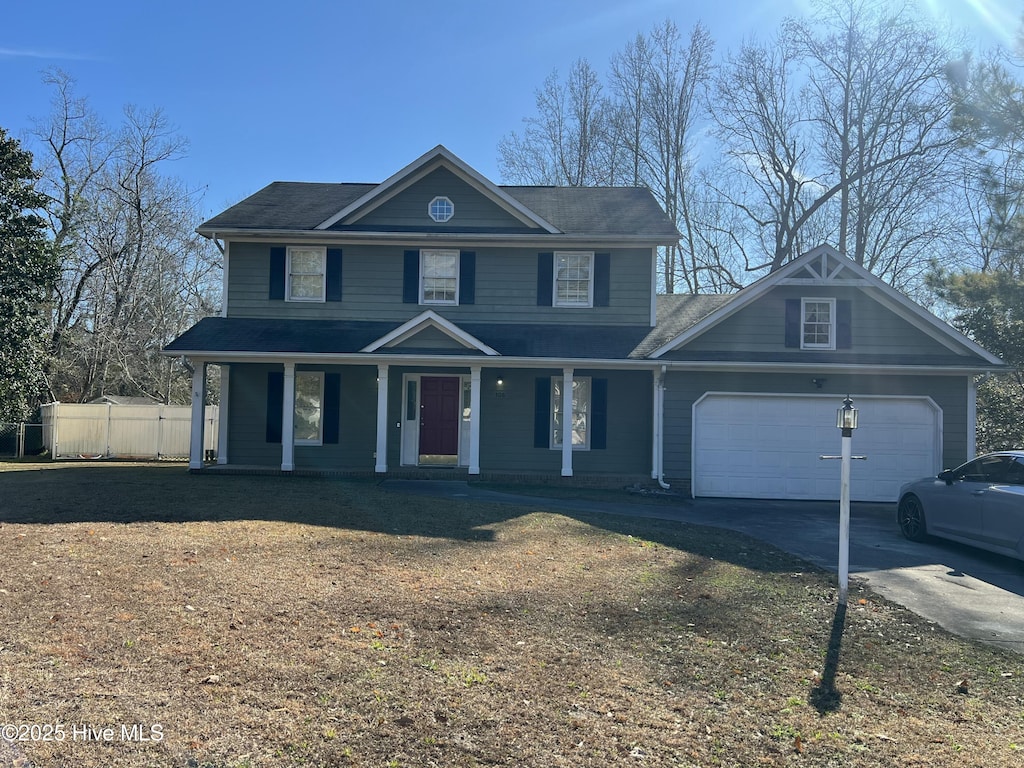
[0,462,1021,767]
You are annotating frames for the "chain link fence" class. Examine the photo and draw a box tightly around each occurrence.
[0,422,48,458]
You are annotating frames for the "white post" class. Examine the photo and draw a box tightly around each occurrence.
[469,366,481,475]
[188,362,206,470]
[561,367,574,477]
[217,365,230,464]
[281,362,295,472]
[375,364,389,473]
[838,430,852,605]
[651,369,660,480]
[105,402,112,458]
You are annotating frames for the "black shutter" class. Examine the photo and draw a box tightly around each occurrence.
[323,372,341,444]
[266,370,283,443]
[594,253,610,307]
[326,248,343,302]
[784,299,801,348]
[403,250,419,303]
[591,378,608,450]
[460,251,476,305]
[534,377,551,448]
[537,252,553,306]
[269,247,286,300]
[836,299,852,349]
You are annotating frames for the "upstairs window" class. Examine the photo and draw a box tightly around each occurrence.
[428,196,454,223]
[554,251,594,307]
[801,298,835,350]
[420,249,459,304]
[287,247,326,302]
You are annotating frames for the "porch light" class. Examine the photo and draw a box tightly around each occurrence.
[836,395,858,434]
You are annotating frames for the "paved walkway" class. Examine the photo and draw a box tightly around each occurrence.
[381,480,1024,656]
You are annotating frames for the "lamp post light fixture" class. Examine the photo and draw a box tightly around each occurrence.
[837,394,858,434]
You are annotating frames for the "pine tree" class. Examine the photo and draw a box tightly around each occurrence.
[0,127,58,421]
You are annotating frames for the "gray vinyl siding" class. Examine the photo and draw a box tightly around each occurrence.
[389,326,467,350]
[227,363,281,466]
[227,241,653,325]
[662,371,970,485]
[479,368,652,475]
[675,286,954,357]
[226,363,377,470]
[344,167,529,230]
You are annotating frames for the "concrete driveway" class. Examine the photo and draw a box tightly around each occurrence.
[381,480,1024,656]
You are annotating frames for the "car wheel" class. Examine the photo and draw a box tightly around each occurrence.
[898,494,927,542]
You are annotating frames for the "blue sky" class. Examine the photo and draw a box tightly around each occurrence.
[1,0,1019,219]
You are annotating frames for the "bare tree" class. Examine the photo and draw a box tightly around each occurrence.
[498,59,611,186]
[787,0,964,280]
[712,0,965,276]
[30,71,220,404]
[710,36,822,273]
[640,21,715,292]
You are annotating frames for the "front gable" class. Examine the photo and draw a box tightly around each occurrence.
[361,310,499,356]
[651,246,1003,369]
[327,167,533,233]
[317,145,559,233]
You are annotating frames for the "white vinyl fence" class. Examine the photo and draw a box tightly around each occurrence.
[40,403,219,460]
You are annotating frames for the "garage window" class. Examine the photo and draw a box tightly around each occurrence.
[801,298,835,349]
[785,298,852,349]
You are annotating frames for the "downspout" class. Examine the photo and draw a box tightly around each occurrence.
[656,365,670,490]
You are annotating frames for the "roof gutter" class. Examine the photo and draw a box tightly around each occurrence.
[194,228,679,248]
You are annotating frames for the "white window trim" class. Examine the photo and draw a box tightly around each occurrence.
[294,371,324,446]
[428,196,454,223]
[800,297,836,350]
[419,249,460,306]
[550,375,591,451]
[286,246,327,303]
[553,251,595,308]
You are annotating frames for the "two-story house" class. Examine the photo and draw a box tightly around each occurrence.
[164,145,1004,502]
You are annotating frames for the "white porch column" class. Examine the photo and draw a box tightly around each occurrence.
[281,362,295,472]
[217,364,230,464]
[188,361,207,470]
[561,367,574,477]
[651,368,661,480]
[375,364,389,473]
[469,366,482,475]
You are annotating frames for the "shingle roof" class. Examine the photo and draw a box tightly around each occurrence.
[630,294,735,358]
[198,183,679,239]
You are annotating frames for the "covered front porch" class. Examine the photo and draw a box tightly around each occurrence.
[185,359,658,480]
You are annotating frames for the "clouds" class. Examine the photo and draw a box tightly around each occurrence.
[0,46,96,61]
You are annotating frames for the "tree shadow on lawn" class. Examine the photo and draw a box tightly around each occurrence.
[0,463,815,575]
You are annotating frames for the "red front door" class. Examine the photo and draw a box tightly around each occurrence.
[419,376,461,456]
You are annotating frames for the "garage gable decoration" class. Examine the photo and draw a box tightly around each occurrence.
[648,245,1003,366]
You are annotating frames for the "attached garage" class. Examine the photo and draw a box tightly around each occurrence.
[692,393,942,502]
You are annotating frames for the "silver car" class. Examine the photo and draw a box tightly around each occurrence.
[897,451,1024,561]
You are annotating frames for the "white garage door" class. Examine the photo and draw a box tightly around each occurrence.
[692,394,941,502]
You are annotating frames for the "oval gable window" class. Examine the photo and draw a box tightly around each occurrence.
[428,196,454,223]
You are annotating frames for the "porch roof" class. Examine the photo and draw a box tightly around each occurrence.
[163,317,656,360]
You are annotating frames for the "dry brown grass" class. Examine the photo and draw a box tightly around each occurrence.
[0,461,1022,767]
